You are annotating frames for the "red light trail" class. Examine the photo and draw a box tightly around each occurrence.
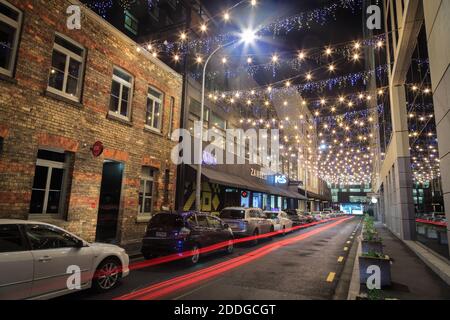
[115,217,353,300]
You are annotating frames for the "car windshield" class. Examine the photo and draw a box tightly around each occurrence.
[220,209,245,219]
[264,212,278,219]
[148,214,184,229]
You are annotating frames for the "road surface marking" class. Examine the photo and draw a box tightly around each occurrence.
[337,256,344,263]
[346,241,351,244]
[350,236,354,239]
[344,247,348,251]
[326,272,336,282]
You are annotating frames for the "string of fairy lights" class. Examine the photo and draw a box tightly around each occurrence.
[86,0,437,186]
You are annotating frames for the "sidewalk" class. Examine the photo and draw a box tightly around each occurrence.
[358,224,450,300]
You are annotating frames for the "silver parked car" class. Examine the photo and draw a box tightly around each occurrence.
[264,211,294,235]
[219,207,274,245]
[0,220,130,300]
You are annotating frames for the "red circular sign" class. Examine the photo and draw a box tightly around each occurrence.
[91,141,104,158]
[241,191,248,198]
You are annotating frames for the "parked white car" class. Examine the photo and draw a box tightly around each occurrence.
[0,219,129,300]
[263,211,294,235]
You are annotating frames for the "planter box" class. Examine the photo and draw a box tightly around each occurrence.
[361,240,383,255]
[359,255,391,288]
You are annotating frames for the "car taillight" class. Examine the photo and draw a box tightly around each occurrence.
[176,227,191,239]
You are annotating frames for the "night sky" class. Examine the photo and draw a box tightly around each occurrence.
[203,0,365,98]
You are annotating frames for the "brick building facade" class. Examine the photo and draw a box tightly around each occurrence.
[0,0,182,247]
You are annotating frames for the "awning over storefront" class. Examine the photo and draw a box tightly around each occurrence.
[190,165,269,193]
[189,165,308,200]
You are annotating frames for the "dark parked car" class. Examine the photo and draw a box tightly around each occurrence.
[141,212,234,265]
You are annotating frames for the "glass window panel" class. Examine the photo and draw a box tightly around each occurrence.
[50,168,63,190]
[32,166,48,189]
[144,198,152,213]
[0,2,19,21]
[145,181,153,197]
[0,21,15,70]
[148,88,162,99]
[153,102,161,129]
[26,225,78,250]
[48,69,65,91]
[121,86,130,102]
[68,58,80,78]
[66,76,79,96]
[138,193,143,212]
[55,35,83,56]
[146,98,153,126]
[29,190,45,214]
[37,150,65,162]
[120,99,128,117]
[46,191,61,214]
[113,68,131,82]
[0,225,25,253]
[110,95,119,113]
[111,80,121,98]
[50,50,67,73]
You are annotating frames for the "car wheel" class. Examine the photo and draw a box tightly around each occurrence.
[252,229,259,246]
[225,239,234,254]
[93,258,122,292]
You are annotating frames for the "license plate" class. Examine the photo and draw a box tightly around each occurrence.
[155,232,167,238]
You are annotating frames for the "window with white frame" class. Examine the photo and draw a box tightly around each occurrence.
[0,0,22,77]
[139,167,155,215]
[109,67,133,119]
[47,34,85,101]
[30,150,67,215]
[146,87,163,131]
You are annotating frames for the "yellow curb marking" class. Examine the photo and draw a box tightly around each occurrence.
[326,272,336,282]
[344,247,349,251]
[338,256,344,263]
[346,241,351,244]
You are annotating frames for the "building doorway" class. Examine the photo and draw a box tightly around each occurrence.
[96,161,124,243]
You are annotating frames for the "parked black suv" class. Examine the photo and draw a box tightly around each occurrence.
[141,212,234,265]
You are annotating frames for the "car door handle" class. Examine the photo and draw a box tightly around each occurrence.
[38,256,52,263]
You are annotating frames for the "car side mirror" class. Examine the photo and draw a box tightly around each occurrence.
[74,239,85,248]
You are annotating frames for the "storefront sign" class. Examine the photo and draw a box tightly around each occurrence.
[274,175,287,185]
[250,168,267,180]
[91,141,104,158]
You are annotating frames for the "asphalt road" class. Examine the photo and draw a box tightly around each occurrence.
[59,217,361,300]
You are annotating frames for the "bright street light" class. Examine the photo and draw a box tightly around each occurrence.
[240,28,257,44]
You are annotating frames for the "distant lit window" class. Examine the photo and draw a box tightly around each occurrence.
[146,87,164,131]
[124,10,138,35]
[0,0,22,77]
[48,34,85,101]
[109,67,133,120]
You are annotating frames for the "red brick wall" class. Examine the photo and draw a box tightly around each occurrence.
[0,0,182,244]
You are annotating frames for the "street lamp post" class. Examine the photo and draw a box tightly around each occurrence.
[196,42,235,211]
[195,30,257,212]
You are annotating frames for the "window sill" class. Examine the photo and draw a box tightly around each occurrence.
[28,214,66,223]
[136,215,152,223]
[0,73,17,84]
[44,90,83,108]
[144,125,163,137]
[107,112,133,126]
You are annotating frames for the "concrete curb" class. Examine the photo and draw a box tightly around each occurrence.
[402,240,450,286]
[347,237,362,300]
